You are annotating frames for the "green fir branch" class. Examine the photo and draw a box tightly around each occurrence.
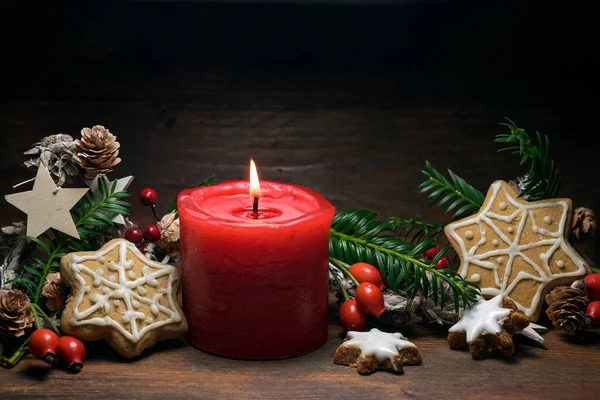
[496,118,561,200]
[388,215,444,243]
[329,209,480,311]
[419,161,485,221]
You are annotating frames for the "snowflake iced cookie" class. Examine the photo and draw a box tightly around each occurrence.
[60,238,187,359]
[334,328,422,374]
[448,295,529,359]
[445,180,590,321]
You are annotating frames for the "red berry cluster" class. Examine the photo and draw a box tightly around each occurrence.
[124,188,162,248]
[337,244,452,332]
[29,329,86,373]
[584,274,600,325]
[422,246,449,269]
[339,263,385,332]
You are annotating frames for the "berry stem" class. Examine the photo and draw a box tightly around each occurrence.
[329,257,360,286]
[31,304,60,335]
[151,205,160,221]
[330,266,350,301]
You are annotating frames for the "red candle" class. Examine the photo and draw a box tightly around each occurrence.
[178,161,335,359]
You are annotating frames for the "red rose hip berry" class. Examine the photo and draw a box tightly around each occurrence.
[349,262,384,290]
[584,274,600,301]
[143,224,161,242]
[29,328,60,365]
[586,301,600,326]
[139,188,158,206]
[125,228,143,244]
[57,336,86,373]
[355,282,386,317]
[423,246,440,260]
[435,257,449,270]
[339,299,368,332]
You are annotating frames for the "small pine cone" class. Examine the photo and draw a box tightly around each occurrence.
[157,212,180,256]
[74,125,121,178]
[545,286,590,334]
[0,289,35,338]
[41,272,65,311]
[572,207,596,241]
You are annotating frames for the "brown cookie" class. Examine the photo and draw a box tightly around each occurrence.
[334,328,422,374]
[60,238,187,359]
[445,180,590,321]
[448,295,529,359]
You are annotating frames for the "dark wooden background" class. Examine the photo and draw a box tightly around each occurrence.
[1,1,599,398]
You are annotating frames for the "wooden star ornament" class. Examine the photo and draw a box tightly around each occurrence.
[5,163,88,239]
[445,180,590,321]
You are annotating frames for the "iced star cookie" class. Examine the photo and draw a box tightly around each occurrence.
[60,238,187,359]
[448,295,529,359]
[445,180,590,321]
[334,328,422,374]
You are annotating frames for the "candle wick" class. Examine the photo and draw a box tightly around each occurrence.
[252,197,259,218]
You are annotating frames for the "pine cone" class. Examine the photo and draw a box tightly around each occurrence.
[41,272,65,311]
[0,289,35,338]
[157,212,180,256]
[572,207,597,241]
[74,125,121,178]
[545,286,590,334]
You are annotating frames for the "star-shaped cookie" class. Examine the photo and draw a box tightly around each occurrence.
[445,180,590,321]
[334,328,422,374]
[60,239,187,359]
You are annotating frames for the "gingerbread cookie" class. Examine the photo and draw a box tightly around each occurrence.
[60,238,187,359]
[448,295,529,359]
[445,180,590,321]
[334,328,422,374]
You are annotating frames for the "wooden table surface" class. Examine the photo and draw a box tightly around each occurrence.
[1,1,599,398]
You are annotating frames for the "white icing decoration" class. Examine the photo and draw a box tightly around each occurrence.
[518,322,545,344]
[465,230,474,240]
[448,295,511,342]
[492,239,499,247]
[497,257,504,264]
[128,271,136,279]
[499,202,507,210]
[544,216,552,224]
[109,275,117,282]
[341,328,417,372]
[137,286,147,295]
[446,181,588,318]
[470,274,481,282]
[556,260,564,268]
[113,300,121,306]
[507,227,514,233]
[67,239,182,343]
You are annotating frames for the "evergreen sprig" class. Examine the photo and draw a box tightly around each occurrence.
[329,209,480,311]
[388,215,443,243]
[3,177,131,366]
[419,161,485,221]
[496,118,561,200]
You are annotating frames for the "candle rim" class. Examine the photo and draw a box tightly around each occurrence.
[178,180,335,226]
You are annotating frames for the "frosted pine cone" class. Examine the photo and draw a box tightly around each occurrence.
[0,289,35,338]
[545,286,591,334]
[41,272,65,311]
[572,207,596,241]
[74,125,121,178]
[157,212,180,256]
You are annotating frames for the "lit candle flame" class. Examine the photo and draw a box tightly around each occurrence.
[249,159,262,198]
